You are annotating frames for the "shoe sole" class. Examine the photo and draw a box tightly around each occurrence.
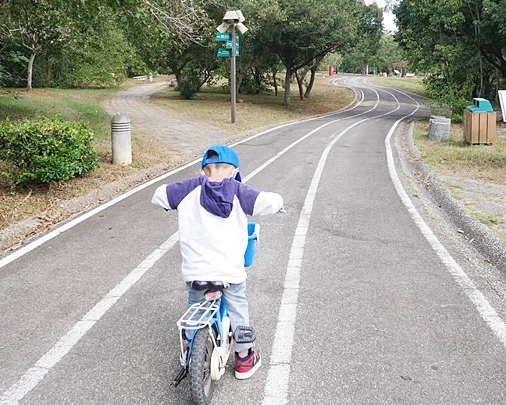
[235,356,261,380]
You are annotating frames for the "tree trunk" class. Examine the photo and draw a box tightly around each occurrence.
[479,53,485,98]
[496,68,500,102]
[363,62,369,75]
[174,70,182,87]
[304,68,316,99]
[283,69,291,106]
[253,67,261,94]
[236,72,243,95]
[273,70,278,96]
[27,52,36,91]
[295,71,304,101]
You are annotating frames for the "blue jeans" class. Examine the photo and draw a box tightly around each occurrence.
[185,281,253,353]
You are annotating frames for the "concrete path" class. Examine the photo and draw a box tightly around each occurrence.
[103,81,236,163]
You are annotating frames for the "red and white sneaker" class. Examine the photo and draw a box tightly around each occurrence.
[235,348,261,380]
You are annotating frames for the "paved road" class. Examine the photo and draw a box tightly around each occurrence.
[1,77,506,404]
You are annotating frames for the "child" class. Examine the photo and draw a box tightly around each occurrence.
[151,145,283,379]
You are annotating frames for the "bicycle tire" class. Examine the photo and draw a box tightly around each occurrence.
[189,326,215,405]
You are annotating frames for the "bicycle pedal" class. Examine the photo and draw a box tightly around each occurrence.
[233,326,256,343]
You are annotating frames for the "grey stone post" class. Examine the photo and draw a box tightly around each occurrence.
[428,115,451,141]
[111,112,132,165]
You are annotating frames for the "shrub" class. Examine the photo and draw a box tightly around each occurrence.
[423,76,469,123]
[178,73,201,100]
[0,115,99,187]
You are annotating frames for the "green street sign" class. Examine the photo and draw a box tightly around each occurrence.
[215,32,230,41]
[225,40,240,49]
[217,48,240,57]
[215,32,239,42]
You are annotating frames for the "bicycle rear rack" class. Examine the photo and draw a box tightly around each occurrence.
[177,300,220,331]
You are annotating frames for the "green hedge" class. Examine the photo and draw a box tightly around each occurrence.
[0,115,99,187]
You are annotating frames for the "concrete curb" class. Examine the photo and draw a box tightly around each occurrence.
[404,121,506,274]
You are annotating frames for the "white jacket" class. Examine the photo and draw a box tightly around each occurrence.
[152,176,283,283]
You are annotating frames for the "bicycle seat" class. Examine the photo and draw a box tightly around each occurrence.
[189,280,227,291]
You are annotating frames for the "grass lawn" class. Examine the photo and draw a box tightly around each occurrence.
[413,120,506,185]
[0,87,116,138]
[368,76,426,96]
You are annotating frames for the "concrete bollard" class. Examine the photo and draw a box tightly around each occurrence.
[111,112,132,165]
[149,72,153,82]
[428,115,451,141]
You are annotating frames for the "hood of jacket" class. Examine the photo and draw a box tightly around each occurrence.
[200,177,237,218]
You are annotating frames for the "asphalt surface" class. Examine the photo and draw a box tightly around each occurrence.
[1,77,506,405]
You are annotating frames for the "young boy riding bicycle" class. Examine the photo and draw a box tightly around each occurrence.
[151,145,283,379]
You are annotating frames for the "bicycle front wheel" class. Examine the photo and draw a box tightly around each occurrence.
[189,326,215,405]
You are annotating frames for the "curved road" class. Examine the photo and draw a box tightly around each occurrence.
[1,77,506,404]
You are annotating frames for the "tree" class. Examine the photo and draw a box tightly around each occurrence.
[119,0,218,98]
[2,0,69,90]
[353,1,384,75]
[370,34,408,76]
[472,1,506,82]
[394,0,506,118]
[0,0,211,90]
[250,0,356,106]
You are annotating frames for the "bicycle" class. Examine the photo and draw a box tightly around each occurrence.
[174,222,260,405]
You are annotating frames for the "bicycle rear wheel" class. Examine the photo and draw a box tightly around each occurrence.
[189,326,215,405]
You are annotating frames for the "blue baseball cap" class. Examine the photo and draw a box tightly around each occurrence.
[201,145,242,182]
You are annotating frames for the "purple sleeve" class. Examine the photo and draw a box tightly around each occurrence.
[236,182,260,215]
[167,177,202,209]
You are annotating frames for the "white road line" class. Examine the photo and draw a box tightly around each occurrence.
[0,93,377,404]
[366,78,506,346]
[262,117,371,405]
[385,118,506,349]
[261,77,415,405]
[0,161,194,270]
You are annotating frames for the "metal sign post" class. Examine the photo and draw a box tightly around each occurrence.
[216,10,247,124]
[231,24,237,124]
